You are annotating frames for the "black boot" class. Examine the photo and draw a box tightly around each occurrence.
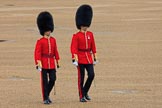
[85,94,91,100]
[80,97,87,102]
[43,100,50,104]
[48,97,52,103]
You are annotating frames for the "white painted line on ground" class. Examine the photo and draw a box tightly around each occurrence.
[111,89,138,94]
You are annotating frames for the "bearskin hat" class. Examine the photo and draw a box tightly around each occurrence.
[37,11,54,36]
[75,4,93,29]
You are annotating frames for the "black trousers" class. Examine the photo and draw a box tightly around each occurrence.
[41,69,56,100]
[77,64,95,99]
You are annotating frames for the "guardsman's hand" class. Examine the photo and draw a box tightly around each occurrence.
[72,59,78,67]
[74,54,78,62]
[72,54,78,67]
[36,60,42,72]
[37,60,42,68]
[93,53,98,65]
[56,60,60,68]
[36,65,42,72]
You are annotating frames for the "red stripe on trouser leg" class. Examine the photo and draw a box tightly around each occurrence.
[77,66,83,99]
[40,71,45,100]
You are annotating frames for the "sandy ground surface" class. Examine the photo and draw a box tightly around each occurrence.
[0,0,162,108]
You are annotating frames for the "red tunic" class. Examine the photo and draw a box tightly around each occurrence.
[34,36,60,69]
[70,31,96,64]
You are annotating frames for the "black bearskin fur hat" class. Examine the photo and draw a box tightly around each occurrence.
[37,11,54,36]
[75,4,93,29]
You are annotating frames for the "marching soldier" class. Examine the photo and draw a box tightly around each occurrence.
[70,4,97,102]
[34,11,60,104]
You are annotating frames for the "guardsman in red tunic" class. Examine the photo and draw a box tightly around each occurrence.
[34,11,60,104]
[70,5,97,102]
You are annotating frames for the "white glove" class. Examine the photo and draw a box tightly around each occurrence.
[93,59,98,65]
[36,66,42,72]
[72,61,78,67]
[94,61,97,65]
[93,61,97,65]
